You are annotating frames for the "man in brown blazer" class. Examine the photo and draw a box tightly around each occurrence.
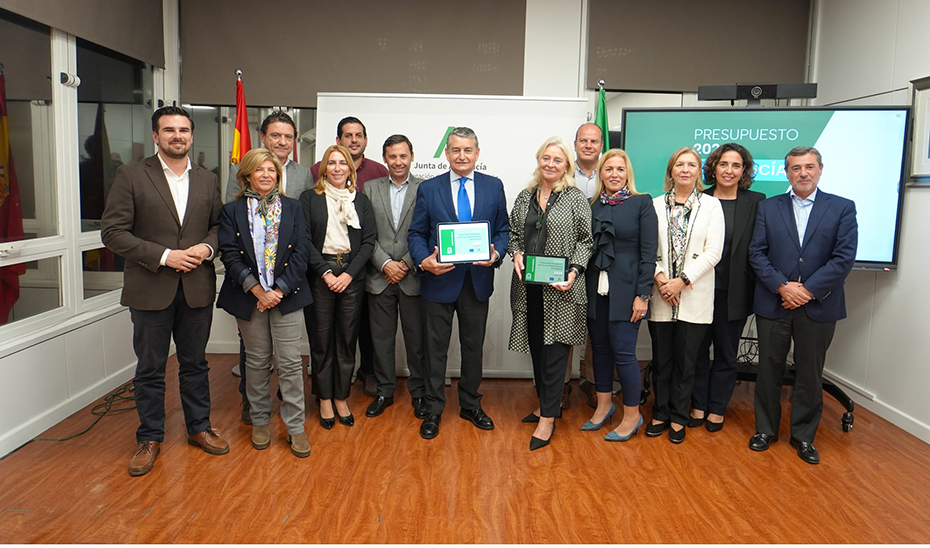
[102,106,228,477]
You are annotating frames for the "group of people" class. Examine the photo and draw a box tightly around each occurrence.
[100,106,857,477]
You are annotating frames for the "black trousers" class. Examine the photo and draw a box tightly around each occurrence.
[755,308,836,443]
[423,270,489,415]
[650,320,708,426]
[130,282,213,442]
[357,293,374,377]
[692,290,747,416]
[526,285,570,418]
[368,285,428,398]
[305,261,364,401]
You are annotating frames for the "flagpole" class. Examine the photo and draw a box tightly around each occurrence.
[236,69,241,81]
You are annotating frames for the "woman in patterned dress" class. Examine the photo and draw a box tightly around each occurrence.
[217,148,314,457]
[583,149,658,442]
[508,137,593,451]
[647,146,724,444]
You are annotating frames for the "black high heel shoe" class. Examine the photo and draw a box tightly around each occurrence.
[319,401,335,430]
[530,422,556,451]
[522,412,540,423]
[337,412,355,427]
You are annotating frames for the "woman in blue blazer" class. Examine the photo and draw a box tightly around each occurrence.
[217,148,314,458]
[584,149,657,442]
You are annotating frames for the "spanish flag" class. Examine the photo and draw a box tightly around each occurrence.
[0,73,27,324]
[231,78,251,165]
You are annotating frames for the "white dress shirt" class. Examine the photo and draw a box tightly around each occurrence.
[574,165,597,199]
[156,153,214,265]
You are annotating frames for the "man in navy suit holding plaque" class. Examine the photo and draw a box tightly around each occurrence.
[408,127,509,439]
[747,146,857,465]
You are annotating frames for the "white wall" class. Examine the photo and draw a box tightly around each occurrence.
[0,309,137,457]
[808,0,930,442]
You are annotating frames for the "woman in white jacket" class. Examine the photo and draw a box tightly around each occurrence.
[646,146,724,444]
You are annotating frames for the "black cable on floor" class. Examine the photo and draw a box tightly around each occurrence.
[0,382,136,462]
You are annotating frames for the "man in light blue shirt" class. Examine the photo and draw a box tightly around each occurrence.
[361,135,427,419]
[748,146,858,465]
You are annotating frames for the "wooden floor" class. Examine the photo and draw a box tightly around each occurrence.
[2,354,930,544]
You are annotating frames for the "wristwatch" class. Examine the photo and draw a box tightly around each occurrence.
[679,272,691,286]
[638,294,652,302]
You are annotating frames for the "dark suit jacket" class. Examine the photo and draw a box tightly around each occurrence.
[361,175,424,296]
[585,193,658,321]
[215,196,313,321]
[748,190,858,322]
[101,155,222,310]
[705,186,766,320]
[299,188,377,281]
[407,171,509,304]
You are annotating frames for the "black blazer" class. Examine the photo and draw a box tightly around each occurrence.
[216,196,313,321]
[299,188,377,280]
[704,185,766,320]
[585,193,658,322]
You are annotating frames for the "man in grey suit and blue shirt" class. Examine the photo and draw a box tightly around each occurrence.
[361,134,427,418]
[226,111,313,423]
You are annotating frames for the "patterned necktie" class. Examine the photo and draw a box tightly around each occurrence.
[457,176,471,222]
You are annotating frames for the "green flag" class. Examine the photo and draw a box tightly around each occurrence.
[595,88,609,153]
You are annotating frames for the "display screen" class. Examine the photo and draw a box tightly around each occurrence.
[621,107,910,269]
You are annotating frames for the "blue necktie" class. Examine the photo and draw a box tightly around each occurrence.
[457,176,471,222]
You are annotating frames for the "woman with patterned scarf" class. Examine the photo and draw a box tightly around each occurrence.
[583,149,657,442]
[217,148,314,457]
[647,146,724,444]
[300,145,376,430]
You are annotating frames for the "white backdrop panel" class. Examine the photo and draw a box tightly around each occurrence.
[316,93,588,377]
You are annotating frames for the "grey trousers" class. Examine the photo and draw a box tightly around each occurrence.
[237,306,306,434]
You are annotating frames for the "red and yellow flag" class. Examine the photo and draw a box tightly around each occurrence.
[0,73,27,324]
[231,79,251,165]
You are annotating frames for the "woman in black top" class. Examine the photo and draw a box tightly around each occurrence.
[689,143,765,431]
[300,145,376,429]
[509,137,593,451]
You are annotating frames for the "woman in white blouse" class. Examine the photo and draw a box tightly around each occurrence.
[300,145,377,430]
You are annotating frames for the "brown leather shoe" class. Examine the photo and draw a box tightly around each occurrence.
[129,441,160,476]
[357,370,377,397]
[561,382,572,409]
[579,379,597,409]
[188,428,230,455]
[241,394,252,425]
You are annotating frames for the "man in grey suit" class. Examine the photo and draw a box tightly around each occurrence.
[225,111,313,424]
[360,135,427,418]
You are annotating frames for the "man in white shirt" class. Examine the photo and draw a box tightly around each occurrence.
[102,106,227,477]
[568,122,605,408]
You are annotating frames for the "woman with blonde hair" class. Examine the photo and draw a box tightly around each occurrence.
[582,149,657,442]
[509,136,593,451]
[647,146,724,444]
[217,148,314,457]
[300,145,377,429]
